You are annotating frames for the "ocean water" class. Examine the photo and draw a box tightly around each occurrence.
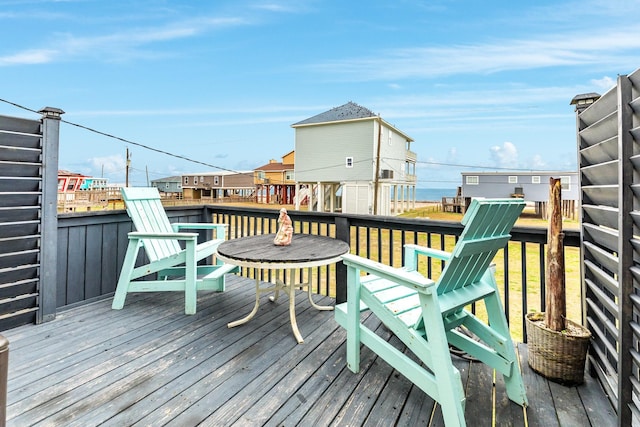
[414,188,457,201]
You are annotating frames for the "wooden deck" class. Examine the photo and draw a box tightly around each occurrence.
[4,275,615,426]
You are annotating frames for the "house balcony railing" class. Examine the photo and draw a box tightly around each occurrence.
[405,149,417,162]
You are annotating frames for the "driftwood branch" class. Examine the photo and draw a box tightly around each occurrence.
[545,177,566,331]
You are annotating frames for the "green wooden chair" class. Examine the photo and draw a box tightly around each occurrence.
[112,187,238,315]
[335,198,528,427]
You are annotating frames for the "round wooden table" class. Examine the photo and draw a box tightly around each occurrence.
[217,233,349,343]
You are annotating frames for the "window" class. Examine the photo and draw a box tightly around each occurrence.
[508,176,518,184]
[194,176,198,184]
[285,171,294,181]
[213,176,219,185]
[532,176,541,184]
[466,176,479,185]
[388,129,392,146]
[561,176,570,190]
[346,157,354,168]
[257,171,265,179]
[184,176,188,184]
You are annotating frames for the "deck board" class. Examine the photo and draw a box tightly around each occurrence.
[3,275,616,426]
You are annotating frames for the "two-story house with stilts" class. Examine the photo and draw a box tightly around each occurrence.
[291,102,417,216]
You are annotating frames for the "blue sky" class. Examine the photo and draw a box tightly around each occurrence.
[1,0,639,188]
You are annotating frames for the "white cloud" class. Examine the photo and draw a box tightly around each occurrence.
[446,147,457,163]
[529,154,547,169]
[89,154,126,175]
[311,27,640,81]
[0,49,56,66]
[0,15,249,66]
[490,142,518,168]
[590,76,616,92]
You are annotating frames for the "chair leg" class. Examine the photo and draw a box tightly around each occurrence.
[482,274,528,406]
[419,293,467,426]
[112,240,140,310]
[184,240,197,315]
[345,266,362,373]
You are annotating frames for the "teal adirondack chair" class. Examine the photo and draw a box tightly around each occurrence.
[112,187,238,315]
[335,198,528,427]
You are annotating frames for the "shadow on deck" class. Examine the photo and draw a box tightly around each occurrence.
[4,275,615,426]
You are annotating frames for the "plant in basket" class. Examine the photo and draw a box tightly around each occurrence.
[525,178,591,385]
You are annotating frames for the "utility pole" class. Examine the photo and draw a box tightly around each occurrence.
[373,115,382,215]
[125,148,131,187]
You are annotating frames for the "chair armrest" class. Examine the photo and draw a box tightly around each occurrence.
[128,231,198,241]
[172,223,229,239]
[404,244,452,261]
[341,253,435,291]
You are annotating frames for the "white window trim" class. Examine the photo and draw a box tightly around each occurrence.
[532,176,541,184]
[560,176,570,190]
[466,176,479,185]
[346,157,354,168]
[508,176,518,184]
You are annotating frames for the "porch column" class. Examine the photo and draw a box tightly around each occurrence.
[39,107,64,323]
[316,182,323,212]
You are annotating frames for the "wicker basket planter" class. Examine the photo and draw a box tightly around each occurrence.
[525,312,591,385]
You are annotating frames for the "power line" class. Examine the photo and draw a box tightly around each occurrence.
[0,98,241,174]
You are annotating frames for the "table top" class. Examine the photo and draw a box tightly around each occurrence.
[216,234,350,269]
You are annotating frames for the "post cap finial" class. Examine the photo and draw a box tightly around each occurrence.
[38,107,65,119]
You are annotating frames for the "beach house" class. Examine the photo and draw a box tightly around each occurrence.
[291,102,417,216]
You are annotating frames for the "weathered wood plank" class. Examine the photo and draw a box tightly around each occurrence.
[518,343,560,426]
[548,381,591,426]
[578,373,616,426]
[463,355,493,423]
[262,314,370,426]
[198,298,339,426]
[1,279,616,427]
[131,292,313,426]
[9,285,256,424]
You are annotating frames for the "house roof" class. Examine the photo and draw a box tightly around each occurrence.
[291,101,414,142]
[461,171,578,176]
[291,102,376,126]
[182,171,253,176]
[255,162,294,172]
[151,176,182,183]
[58,169,87,177]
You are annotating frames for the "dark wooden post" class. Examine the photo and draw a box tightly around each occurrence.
[545,177,565,331]
[334,216,350,304]
[39,106,63,324]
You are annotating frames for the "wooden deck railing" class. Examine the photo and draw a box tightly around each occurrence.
[57,205,579,343]
[206,205,580,342]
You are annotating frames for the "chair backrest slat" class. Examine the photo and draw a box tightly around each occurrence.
[437,199,524,295]
[122,187,182,261]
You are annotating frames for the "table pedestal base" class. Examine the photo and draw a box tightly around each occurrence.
[227,268,333,343]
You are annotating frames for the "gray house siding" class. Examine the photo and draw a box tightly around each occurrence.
[461,172,579,202]
[295,120,374,182]
[378,126,410,181]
